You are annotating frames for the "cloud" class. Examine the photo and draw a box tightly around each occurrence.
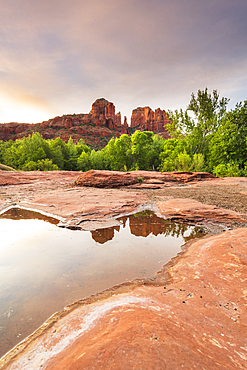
[0,0,246,123]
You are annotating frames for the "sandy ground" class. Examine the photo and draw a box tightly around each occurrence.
[151,180,247,214]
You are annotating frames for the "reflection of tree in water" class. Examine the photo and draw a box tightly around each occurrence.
[161,221,205,242]
[91,226,120,244]
[91,211,206,244]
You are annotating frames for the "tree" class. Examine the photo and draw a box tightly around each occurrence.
[77,151,90,171]
[2,132,50,170]
[166,89,230,171]
[105,135,132,171]
[22,158,58,171]
[166,109,194,139]
[131,130,153,170]
[147,134,165,170]
[186,88,229,155]
[208,100,247,171]
[49,139,65,169]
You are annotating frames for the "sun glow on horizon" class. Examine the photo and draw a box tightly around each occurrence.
[0,95,56,124]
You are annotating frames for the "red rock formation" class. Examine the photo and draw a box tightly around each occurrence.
[91,98,116,122]
[115,112,121,126]
[74,170,216,189]
[91,226,120,244]
[0,99,171,148]
[131,106,170,138]
[75,170,140,188]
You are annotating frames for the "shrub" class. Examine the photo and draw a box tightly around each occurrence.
[214,162,241,177]
[22,159,58,171]
[192,153,204,172]
[174,151,192,171]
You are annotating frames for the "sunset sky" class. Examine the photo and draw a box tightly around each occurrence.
[0,0,246,124]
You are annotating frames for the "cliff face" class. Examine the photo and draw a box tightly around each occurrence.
[0,99,170,149]
[131,106,170,138]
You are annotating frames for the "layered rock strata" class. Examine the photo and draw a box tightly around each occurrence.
[0,99,170,149]
[74,169,216,188]
[131,106,170,138]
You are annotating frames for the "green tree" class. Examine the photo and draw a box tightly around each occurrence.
[167,89,229,158]
[131,130,153,170]
[174,150,192,171]
[22,158,58,171]
[147,134,165,170]
[186,88,229,155]
[208,100,247,172]
[77,151,90,171]
[89,149,108,170]
[2,133,50,170]
[105,135,132,171]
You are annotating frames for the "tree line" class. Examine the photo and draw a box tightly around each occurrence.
[0,88,246,176]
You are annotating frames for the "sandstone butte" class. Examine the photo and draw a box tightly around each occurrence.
[0,170,247,369]
[0,98,170,150]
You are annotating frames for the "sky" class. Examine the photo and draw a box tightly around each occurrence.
[0,0,246,124]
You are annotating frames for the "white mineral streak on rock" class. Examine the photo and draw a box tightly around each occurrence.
[7,296,150,370]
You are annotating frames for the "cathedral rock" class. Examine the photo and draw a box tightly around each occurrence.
[131,106,170,139]
[0,98,170,149]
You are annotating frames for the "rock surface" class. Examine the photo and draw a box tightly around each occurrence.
[1,171,247,368]
[0,99,170,149]
[75,170,140,188]
[0,170,79,187]
[157,198,247,224]
[0,171,148,230]
[131,106,170,138]
[0,170,247,230]
[74,170,216,188]
[1,228,247,369]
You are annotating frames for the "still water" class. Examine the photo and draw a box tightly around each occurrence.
[0,208,206,357]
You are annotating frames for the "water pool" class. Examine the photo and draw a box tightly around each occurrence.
[0,208,206,357]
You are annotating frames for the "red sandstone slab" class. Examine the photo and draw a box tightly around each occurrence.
[1,228,247,369]
[0,178,147,230]
[157,198,247,224]
[75,170,216,188]
[0,170,80,186]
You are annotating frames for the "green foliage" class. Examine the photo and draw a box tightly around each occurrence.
[104,135,132,171]
[187,88,229,129]
[1,133,50,169]
[77,151,90,171]
[208,101,247,171]
[214,163,242,177]
[22,159,58,171]
[167,89,229,163]
[49,140,65,169]
[159,138,187,171]
[192,153,204,172]
[0,93,246,177]
[131,130,154,170]
[167,109,194,139]
[174,151,192,171]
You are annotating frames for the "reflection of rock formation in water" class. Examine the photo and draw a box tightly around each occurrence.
[127,213,204,240]
[0,207,59,224]
[128,213,164,237]
[91,226,120,244]
[91,213,204,244]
